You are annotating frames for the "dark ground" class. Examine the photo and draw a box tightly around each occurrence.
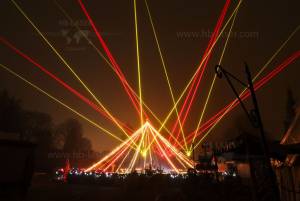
[23,173,252,201]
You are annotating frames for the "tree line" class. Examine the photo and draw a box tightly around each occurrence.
[0,89,102,172]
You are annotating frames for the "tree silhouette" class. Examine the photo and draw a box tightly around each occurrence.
[0,89,94,170]
[54,118,93,166]
[0,90,23,135]
[55,118,91,152]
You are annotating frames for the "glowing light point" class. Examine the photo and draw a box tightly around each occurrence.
[186,150,192,157]
[141,150,147,158]
[84,121,194,172]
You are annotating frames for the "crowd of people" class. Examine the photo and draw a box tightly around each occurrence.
[52,168,252,201]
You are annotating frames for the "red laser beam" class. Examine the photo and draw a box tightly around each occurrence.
[170,0,231,144]
[103,135,138,172]
[77,0,144,117]
[176,0,231,134]
[0,37,133,133]
[179,50,300,146]
[77,0,185,135]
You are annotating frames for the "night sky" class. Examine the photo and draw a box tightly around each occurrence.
[0,0,299,152]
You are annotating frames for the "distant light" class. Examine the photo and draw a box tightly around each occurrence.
[186,150,192,157]
[141,150,147,158]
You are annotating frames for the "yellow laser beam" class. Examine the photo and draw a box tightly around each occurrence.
[103,135,137,172]
[156,134,194,168]
[116,144,133,172]
[0,63,125,144]
[150,125,188,169]
[149,128,179,173]
[194,24,300,149]
[134,0,144,128]
[155,134,194,168]
[144,0,188,151]
[174,153,188,169]
[126,123,147,172]
[100,134,140,171]
[53,0,112,69]
[147,130,153,167]
[54,0,180,140]
[127,122,147,173]
[137,1,243,152]
[190,3,240,150]
[143,120,186,153]
[253,25,300,81]
[157,0,243,134]
[10,0,135,145]
[86,127,142,171]
[96,143,130,171]
[148,123,194,168]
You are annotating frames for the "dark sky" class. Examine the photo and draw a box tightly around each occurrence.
[0,0,299,152]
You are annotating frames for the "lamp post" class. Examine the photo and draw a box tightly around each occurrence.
[215,63,280,201]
